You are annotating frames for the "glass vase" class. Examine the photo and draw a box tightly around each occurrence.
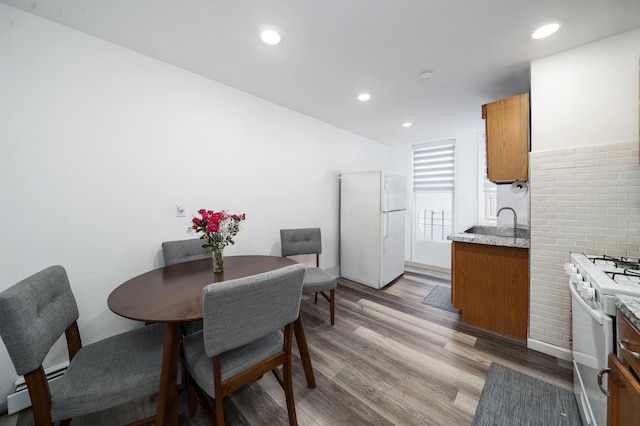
[213,248,224,273]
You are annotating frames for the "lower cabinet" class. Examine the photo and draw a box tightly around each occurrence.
[607,313,640,426]
[607,353,640,426]
[451,241,529,339]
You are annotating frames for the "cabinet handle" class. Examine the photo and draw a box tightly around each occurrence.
[618,339,640,359]
[597,368,611,397]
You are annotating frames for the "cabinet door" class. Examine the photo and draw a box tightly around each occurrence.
[618,314,640,377]
[482,93,529,182]
[607,353,640,426]
[451,242,528,339]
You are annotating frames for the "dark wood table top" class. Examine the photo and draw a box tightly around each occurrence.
[108,255,297,323]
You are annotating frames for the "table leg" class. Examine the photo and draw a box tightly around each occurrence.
[156,323,181,426]
[293,314,316,388]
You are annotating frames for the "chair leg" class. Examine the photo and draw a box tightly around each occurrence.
[314,291,318,304]
[330,288,335,325]
[316,289,337,325]
[24,368,53,426]
[283,324,298,426]
[214,356,225,426]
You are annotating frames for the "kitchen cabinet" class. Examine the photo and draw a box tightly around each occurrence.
[451,241,528,339]
[481,93,530,182]
[607,314,640,426]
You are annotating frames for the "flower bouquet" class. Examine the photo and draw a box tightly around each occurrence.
[189,209,246,272]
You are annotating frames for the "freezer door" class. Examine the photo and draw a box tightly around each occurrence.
[383,175,406,212]
[380,210,406,287]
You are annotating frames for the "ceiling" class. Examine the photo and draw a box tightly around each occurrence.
[3,1,640,146]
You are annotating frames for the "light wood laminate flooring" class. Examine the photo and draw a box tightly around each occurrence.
[0,271,572,425]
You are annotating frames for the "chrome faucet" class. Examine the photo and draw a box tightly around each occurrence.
[497,207,517,231]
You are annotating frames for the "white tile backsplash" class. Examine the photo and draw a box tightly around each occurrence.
[529,141,640,351]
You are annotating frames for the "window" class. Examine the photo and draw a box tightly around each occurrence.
[412,140,455,242]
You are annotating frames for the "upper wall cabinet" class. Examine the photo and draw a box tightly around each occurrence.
[482,93,530,182]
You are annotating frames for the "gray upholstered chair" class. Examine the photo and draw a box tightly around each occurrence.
[162,238,212,335]
[280,228,337,325]
[0,265,166,426]
[182,263,305,426]
[162,238,212,266]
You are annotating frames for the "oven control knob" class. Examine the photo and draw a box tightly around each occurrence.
[580,286,596,301]
[564,263,577,274]
[577,281,589,292]
[570,273,583,284]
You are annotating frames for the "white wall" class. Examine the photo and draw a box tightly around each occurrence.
[0,4,389,407]
[528,27,640,359]
[454,131,484,232]
[496,183,530,227]
[532,28,640,150]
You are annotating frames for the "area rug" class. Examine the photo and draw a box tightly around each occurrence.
[420,285,460,314]
[472,363,581,426]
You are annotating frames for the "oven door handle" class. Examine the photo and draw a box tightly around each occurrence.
[597,368,611,397]
[569,280,603,325]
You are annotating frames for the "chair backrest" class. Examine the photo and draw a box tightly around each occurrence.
[0,265,79,376]
[280,228,323,257]
[201,263,305,357]
[162,238,212,266]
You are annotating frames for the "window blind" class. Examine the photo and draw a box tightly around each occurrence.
[412,139,455,192]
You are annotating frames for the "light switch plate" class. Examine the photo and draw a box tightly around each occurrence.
[176,200,185,217]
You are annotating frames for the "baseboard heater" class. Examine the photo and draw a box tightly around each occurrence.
[7,361,69,415]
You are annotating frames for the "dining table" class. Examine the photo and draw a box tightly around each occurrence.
[107,255,317,426]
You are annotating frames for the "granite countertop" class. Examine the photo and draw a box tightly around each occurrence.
[616,295,640,330]
[447,228,530,249]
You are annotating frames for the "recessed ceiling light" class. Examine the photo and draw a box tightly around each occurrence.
[418,70,434,80]
[358,93,371,101]
[402,122,413,128]
[532,22,560,39]
[258,25,282,45]
[260,29,281,45]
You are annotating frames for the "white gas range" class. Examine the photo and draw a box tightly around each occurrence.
[565,253,640,426]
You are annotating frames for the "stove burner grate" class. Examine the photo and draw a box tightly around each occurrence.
[605,269,640,285]
[590,255,640,270]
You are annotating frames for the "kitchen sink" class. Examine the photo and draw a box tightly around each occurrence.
[464,225,529,239]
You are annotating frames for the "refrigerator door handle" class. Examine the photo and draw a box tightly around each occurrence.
[382,213,388,254]
[383,184,388,212]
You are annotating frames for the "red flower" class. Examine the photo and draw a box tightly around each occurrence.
[188,209,246,252]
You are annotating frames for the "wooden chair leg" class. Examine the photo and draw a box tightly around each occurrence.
[283,324,297,426]
[330,288,335,325]
[317,289,336,325]
[214,356,225,426]
[24,368,53,426]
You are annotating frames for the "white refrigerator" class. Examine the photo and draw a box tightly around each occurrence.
[339,172,406,289]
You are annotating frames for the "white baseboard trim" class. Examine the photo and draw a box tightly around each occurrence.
[527,338,573,361]
[327,265,340,278]
[404,263,451,282]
